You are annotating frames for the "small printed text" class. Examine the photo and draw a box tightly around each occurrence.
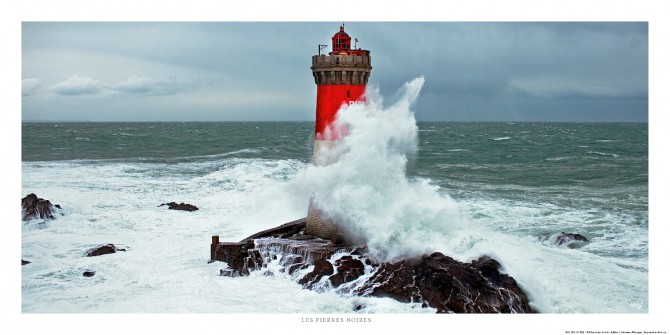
[301,317,372,323]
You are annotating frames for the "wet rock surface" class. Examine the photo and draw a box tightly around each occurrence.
[555,232,589,248]
[212,219,536,313]
[330,256,365,288]
[298,258,334,288]
[538,232,590,249]
[216,241,263,277]
[356,253,534,313]
[22,193,62,221]
[158,202,199,212]
[85,244,126,257]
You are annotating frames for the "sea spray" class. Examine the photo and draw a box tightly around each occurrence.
[291,77,469,261]
[21,97,647,314]
[286,77,647,313]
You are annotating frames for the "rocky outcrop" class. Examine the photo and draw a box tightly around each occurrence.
[158,202,199,212]
[216,240,263,277]
[355,253,533,313]
[240,218,306,241]
[83,271,96,277]
[329,256,365,288]
[211,219,536,313]
[22,259,31,265]
[298,258,334,288]
[555,232,589,248]
[538,232,590,249]
[85,244,126,257]
[22,193,62,221]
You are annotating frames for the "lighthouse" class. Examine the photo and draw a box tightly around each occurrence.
[305,24,372,241]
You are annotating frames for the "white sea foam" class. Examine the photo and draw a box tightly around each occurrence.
[21,77,647,314]
[22,157,330,313]
[588,150,620,158]
[282,77,647,313]
[288,77,471,261]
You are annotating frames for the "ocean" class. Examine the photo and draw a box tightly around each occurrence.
[21,82,648,315]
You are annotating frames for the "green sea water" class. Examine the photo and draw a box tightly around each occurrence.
[22,121,648,216]
[21,121,649,312]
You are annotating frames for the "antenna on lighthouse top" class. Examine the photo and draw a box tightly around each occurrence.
[318,44,328,56]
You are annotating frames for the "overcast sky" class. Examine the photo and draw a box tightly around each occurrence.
[21,22,648,122]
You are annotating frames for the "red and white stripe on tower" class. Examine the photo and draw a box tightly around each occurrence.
[306,24,372,241]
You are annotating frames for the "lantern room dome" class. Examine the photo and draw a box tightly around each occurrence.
[332,25,351,53]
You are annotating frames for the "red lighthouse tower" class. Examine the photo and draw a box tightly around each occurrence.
[306,24,372,240]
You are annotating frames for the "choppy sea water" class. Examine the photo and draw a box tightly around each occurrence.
[21,85,648,315]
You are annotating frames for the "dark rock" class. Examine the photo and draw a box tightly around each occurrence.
[85,244,125,257]
[239,218,306,242]
[22,259,31,265]
[472,256,503,281]
[247,237,344,264]
[278,254,306,274]
[214,242,263,276]
[83,271,96,277]
[358,260,422,304]
[351,247,368,256]
[298,258,334,288]
[245,239,255,249]
[555,232,589,248]
[22,193,62,221]
[288,263,309,275]
[292,234,316,241]
[330,256,365,287]
[356,253,534,313]
[211,220,536,314]
[158,202,199,212]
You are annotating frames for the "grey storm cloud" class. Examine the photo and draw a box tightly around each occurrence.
[507,77,647,100]
[49,74,197,96]
[21,78,42,96]
[21,22,648,122]
[113,76,198,95]
[114,76,155,94]
[51,75,103,95]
